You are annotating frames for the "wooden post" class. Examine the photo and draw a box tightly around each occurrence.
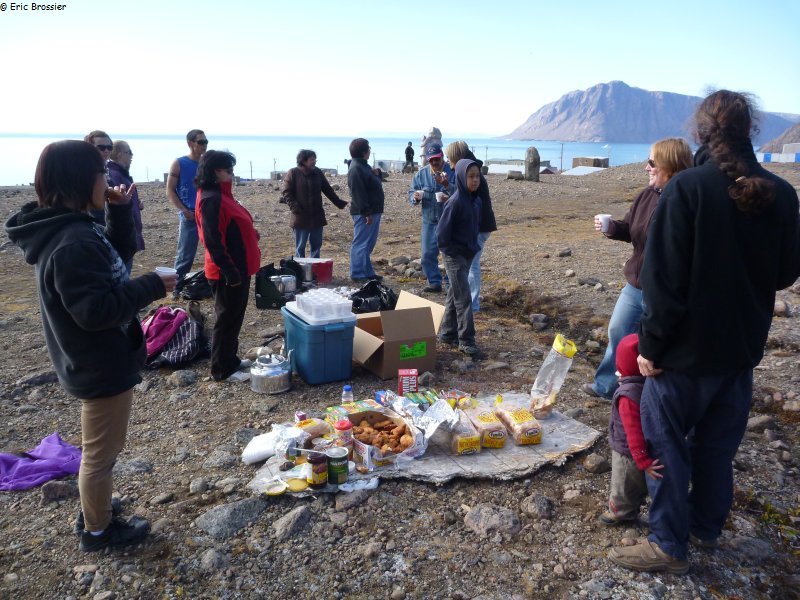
[525,146,540,182]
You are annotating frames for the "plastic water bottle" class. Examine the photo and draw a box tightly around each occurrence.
[530,334,577,418]
[341,384,354,403]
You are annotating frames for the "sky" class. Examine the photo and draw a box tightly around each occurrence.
[0,0,798,138]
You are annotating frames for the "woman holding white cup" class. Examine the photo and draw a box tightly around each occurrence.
[582,138,692,400]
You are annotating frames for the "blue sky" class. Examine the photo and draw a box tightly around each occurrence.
[0,0,798,137]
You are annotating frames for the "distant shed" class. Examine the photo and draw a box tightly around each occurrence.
[572,157,609,168]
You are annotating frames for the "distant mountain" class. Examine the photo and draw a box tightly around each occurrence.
[507,81,799,146]
[759,122,800,152]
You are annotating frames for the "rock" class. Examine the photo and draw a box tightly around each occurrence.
[15,370,58,387]
[418,371,435,387]
[520,494,555,520]
[361,541,382,558]
[784,400,800,412]
[40,480,79,503]
[594,282,604,291]
[584,340,601,351]
[727,536,773,563]
[563,489,580,502]
[172,447,191,463]
[168,370,197,387]
[764,429,779,442]
[329,512,348,526]
[464,503,521,537]
[200,549,229,571]
[583,453,611,474]
[391,585,405,600]
[93,592,116,600]
[774,300,792,317]
[506,170,524,180]
[134,380,153,393]
[746,415,775,432]
[168,391,192,404]
[149,492,174,505]
[113,458,153,476]
[769,440,790,451]
[202,448,238,469]
[565,408,584,419]
[557,248,572,257]
[190,478,210,494]
[273,506,312,541]
[335,489,371,511]
[4,573,19,583]
[389,256,411,266]
[482,361,510,371]
[195,497,268,540]
[553,563,565,576]
[17,404,37,414]
[150,518,171,533]
[565,269,576,277]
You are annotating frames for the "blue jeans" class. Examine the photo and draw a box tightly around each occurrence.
[592,284,644,398]
[640,369,752,560]
[350,213,382,279]
[420,220,442,286]
[294,227,323,258]
[173,214,199,283]
[468,232,490,312]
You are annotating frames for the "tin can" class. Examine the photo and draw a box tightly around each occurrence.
[306,452,328,489]
[326,447,349,486]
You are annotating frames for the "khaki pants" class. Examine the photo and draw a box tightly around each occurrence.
[79,389,133,532]
[609,449,648,519]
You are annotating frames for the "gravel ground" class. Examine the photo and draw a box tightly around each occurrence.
[0,161,799,599]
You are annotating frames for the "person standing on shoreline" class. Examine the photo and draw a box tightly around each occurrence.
[166,129,208,297]
[347,138,384,282]
[404,141,415,172]
[84,130,114,225]
[107,141,144,274]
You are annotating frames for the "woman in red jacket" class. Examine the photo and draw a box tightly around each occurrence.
[195,151,261,382]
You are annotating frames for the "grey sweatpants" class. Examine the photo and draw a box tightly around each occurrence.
[608,449,648,519]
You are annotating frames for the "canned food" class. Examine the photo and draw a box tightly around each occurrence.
[306,451,328,489]
[326,447,349,486]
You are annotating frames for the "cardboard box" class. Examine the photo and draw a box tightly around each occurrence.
[353,291,445,380]
[350,410,422,468]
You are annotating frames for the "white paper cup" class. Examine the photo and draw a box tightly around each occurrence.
[155,266,177,276]
[596,214,612,233]
[435,192,446,202]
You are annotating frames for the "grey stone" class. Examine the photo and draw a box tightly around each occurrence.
[774,300,792,317]
[195,497,267,540]
[583,452,611,474]
[565,408,584,419]
[40,480,79,503]
[202,449,238,469]
[389,256,411,266]
[557,248,572,257]
[168,392,193,404]
[172,447,191,463]
[727,536,773,563]
[273,505,312,541]
[747,415,775,432]
[361,541,382,558]
[520,494,555,520]
[335,489,371,511]
[329,512,348,526]
[17,404,37,414]
[525,147,540,182]
[565,269,576,277]
[168,370,197,387]
[563,489,581,502]
[134,379,153,393]
[149,492,174,505]
[417,371,435,387]
[190,478,210,494]
[15,370,58,387]
[200,549,229,571]
[234,427,261,446]
[93,592,116,600]
[4,573,19,583]
[769,440,790,451]
[391,586,405,600]
[506,170,524,180]
[784,400,800,412]
[113,458,153,476]
[483,361,510,371]
[464,503,521,537]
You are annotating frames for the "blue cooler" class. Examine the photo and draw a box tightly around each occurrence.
[281,306,355,385]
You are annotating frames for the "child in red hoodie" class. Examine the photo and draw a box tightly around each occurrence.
[599,333,663,525]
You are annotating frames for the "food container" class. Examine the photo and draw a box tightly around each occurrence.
[250,353,292,394]
[326,447,349,486]
[298,261,314,282]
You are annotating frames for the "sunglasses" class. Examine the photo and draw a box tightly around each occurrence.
[95,144,113,152]
[194,139,209,145]
[647,159,657,168]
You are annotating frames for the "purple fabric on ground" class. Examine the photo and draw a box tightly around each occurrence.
[0,432,82,491]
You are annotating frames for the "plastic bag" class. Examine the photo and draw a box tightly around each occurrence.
[450,410,481,455]
[530,334,577,418]
[241,424,309,465]
[350,280,398,313]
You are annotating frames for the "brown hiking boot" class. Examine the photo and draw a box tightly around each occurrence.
[609,539,689,574]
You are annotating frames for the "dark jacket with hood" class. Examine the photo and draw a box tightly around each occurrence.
[462,151,497,233]
[639,143,800,374]
[282,166,347,230]
[4,201,166,399]
[436,159,482,261]
[347,157,385,217]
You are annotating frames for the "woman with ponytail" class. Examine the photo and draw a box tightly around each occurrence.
[609,90,800,573]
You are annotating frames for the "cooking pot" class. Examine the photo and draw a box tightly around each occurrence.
[250,352,292,394]
[270,275,285,293]
[298,261,314,282]
[281,274,297,293]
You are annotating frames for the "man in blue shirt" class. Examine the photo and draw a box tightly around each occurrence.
[408,143,454,293]
[166,129,208,296]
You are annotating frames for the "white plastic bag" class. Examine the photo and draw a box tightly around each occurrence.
[241,424,304,465]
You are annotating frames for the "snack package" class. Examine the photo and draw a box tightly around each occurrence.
[350,410,424,469]
[494,395,543,445]
[398,368,418,395]
[461,401,507,449]
[450,409,481,455]
[295,418,333,438]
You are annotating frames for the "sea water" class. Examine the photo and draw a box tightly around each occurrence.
[0,133,653,186]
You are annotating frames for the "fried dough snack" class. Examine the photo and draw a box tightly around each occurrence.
[353,417,412,455]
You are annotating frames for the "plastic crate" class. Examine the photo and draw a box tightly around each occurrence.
[281,306,354,385]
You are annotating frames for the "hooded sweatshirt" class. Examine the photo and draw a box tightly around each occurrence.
[608,333,652,469]
[436,159,481,261]
[4,201,166,399]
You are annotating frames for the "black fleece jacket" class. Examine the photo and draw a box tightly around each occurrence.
[639,146,800,374]
[5,201,166,399]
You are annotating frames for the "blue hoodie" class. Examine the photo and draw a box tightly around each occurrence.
[436,159,482,261]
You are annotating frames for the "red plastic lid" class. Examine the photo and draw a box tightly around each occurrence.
[334,419,353,431]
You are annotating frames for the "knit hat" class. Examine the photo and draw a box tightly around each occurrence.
[615,333,641,377]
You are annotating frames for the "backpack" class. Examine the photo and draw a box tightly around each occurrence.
[144,302,210,368]
[180,270,213,300]
[254,263,296,309]
[141,306,188,360]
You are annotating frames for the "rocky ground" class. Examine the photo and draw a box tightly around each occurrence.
[0,161,799,600]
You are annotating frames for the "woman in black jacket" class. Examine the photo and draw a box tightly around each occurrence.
[5,140,176,552]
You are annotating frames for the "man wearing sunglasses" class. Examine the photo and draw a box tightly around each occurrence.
[84,129,114,225]
[408,143,454,293]
[166,129,208,297]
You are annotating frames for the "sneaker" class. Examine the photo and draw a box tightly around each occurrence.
[458,344,481,356]
[598,510,637,527]
[74,497,123,537]
[689,533,719,549]
[608,539,689,574]
[79,516,150,553]
[438,335,458,347]
[225,370,250,383]
[581,383,602,398]
[238,359,253,370]
[423,284,442,293]
[368,275,384,282]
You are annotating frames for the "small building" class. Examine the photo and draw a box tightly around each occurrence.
[572,157,609,168]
